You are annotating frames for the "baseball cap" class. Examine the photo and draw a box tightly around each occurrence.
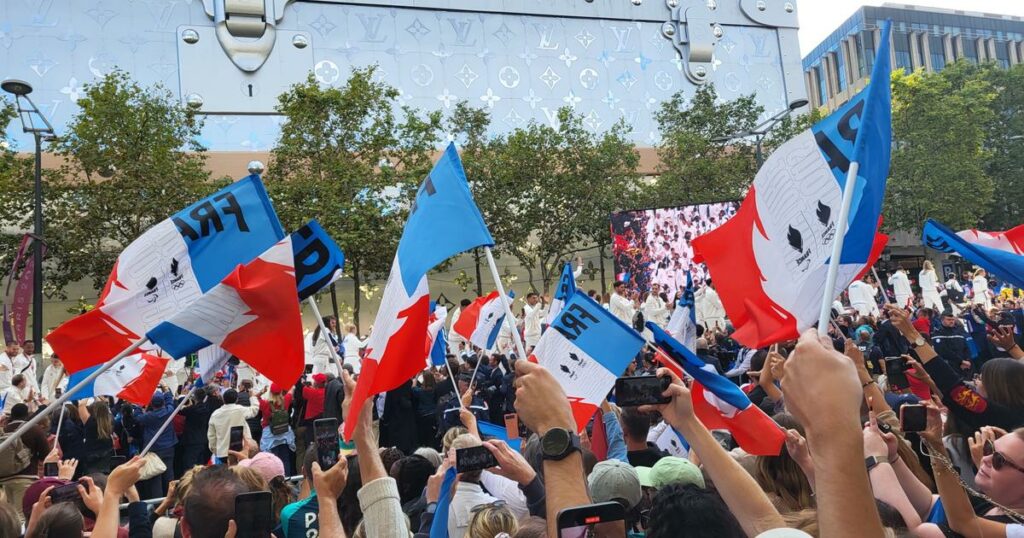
[239,452,285,482]
[635,466,653,488]
[312,373,327,385]
[588,460,641,509]
[649,456,705,489]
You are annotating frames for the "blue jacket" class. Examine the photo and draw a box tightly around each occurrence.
[137,391,177,453]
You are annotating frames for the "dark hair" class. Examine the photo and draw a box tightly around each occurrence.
[379,447,404,477]
[29,502,84,538]
[183,465,248,538]
[222,389,238,405]
[614,280,627,288]
[647,484,744,538]
[11,374,24,387]
[620,408,653,441]
[461,299,472,308]
[981,358,1024,409]
[526,292,539,300]
[393,455,435,505]
[338,455,363,536]
[512,516,547,538]
[10,403,29,421]
[312,315,335,345]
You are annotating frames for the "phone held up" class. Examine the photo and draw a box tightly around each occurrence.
[557,502,626,538]
[314,418,340,471]
[615,375,671,407]
[900,404,927,433]
[884,357,910,391]
[235,491,273,537]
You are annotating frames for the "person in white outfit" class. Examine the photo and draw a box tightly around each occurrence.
[341,323,369,374]
[522,293,547,350]
[448,300,471,356]
[847,275,881,317]
[944,272,964,315]
[888,266,913,308]
[972,268,992,310]
[919,260,943,310]
[40,356,67,403]
[311,316,341,377]
[12,341,38,394]
[641,283,669,329]
[0,342,17,391]
[696,282,727,331]
[609,281,636,326]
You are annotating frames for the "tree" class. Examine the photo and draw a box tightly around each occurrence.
[651,85,762,206]
[883,63,997,234]
[42,71,214,295]
[978,64,1024,230]
[267,68,442,329]
[481,107,640,293]
[445,101,493,297]
[0,101,34,282]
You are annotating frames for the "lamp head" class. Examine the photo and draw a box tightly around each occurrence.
[1,79,33,96]
[787,98,809,111]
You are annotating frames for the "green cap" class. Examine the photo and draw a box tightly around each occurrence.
[649,456,705,489]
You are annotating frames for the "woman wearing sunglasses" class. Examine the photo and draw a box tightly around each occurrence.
[920,399,1024,537]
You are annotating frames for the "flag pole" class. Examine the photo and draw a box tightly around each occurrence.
[443,359,465,410]
[140,387,197,456]
[871,267,894,306]
[306,297,343,366]
[816,162,861,337]
[483,247,528,361]
[54,404,65,451]
[0,337,149,453]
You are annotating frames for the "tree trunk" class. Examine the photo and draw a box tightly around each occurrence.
[474,248,483,297]
[329,282,339,322]
[353,260,361,333]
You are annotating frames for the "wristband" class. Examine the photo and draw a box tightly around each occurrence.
[861,380,875,389]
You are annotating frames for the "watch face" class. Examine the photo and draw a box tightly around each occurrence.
[542,428,570,457]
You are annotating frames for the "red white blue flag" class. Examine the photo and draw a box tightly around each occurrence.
[532,290,645,433]
[544,262,577,325]
[452,290,512,350]
[923,221,1024,289]
[67,352,169,407]
[648,321,784,456]
[426,304,449,367]
[692,22,893,348]
[344,143,494,440]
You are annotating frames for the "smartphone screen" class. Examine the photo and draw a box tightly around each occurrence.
[884,357,909,390]
[900,404,927,432]
[615,376,670,407]
[229,426,244,452]
[557,502,626,538]
[504,413,520,440]
[455,445,499,473]
[235,491,273,537]
[43,462,59,477]
[314,418,340,470]
[49,482,82,504]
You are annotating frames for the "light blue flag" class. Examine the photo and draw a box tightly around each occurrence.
[545,262,578,325]
[429,467,458,538]
[478,420,522,452]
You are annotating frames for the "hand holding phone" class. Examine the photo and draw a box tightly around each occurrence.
[235,491,273,537]
[49,482,83,504]
[557,502,626,538]
[615,375,671,407]
[455,445,499,473]
[229,426,245,452]
[314,418,340,471]
[900,404,927,432]
[884,357,910,391]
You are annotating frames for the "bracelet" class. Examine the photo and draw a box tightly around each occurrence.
[862,380,876,389]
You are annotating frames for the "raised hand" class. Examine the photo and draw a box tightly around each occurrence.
[513,360,574,435]
[483,439,536,486]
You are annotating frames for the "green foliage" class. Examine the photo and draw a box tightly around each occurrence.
[41,71,214,295]
[267,67,442,326]
[978,64,1024,230]
[651,85,762,206]
[0,100,34,281]
[884,62,997,233]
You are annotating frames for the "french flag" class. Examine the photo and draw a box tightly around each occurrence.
[691,22,893,348]
[48,175,285,374]
[532,290,645,432]
[426,304,449,367]
[344,143,494,440]
[544,262,577,325]
[146,237,305,387]
[923,220,1024,289]
[67,352,168,406]
[452,290,511,351]
[665,272,697,350]
[648,322,784,456]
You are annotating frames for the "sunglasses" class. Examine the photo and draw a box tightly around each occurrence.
[984,440,1024,474]
[470,500,507,514]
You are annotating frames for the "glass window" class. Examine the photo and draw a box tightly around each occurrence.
[835,50,847,91]
[996,41,1010,68]
[815,66,827,104]
[854,33,866,78]
[862,30,876,71]
[929,34,946,70]
[894,31,912,70]
[963,38,978,63]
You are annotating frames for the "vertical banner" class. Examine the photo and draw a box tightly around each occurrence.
[2,235,37,345]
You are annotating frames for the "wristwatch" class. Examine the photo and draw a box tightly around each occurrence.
[540,427,581,461]
[865,456,884,471]
[911,334,927,347]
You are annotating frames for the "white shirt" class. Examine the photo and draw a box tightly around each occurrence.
[0,385,26,414]
[848,280,878,306]
[0,352,14,390]
[572,264,583,279]
[12,353,37,391]
[972,276,990,304]
[480,471,529,519]
[523,302,547,338]
[207,399,260,457]
[609,292,634,325]
[642,294,668,328]
[40,363,67,403]
[447,482,499,538]
[888,271,912,297]
[919,269,939,294]
[342,333,367,374]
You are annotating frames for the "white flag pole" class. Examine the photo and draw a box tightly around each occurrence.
[306,297,343,366]
[443,360,465,410]
[483,247,529,361]
[872,267,894,306]
[140,389,195,456]
[0,337,149,453]
[816,161,861,337]
[54,404,66,451]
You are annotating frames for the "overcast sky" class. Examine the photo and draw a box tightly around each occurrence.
[797,0,1024,56]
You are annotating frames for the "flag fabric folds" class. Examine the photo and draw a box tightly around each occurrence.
[427,304,449,367]
[345,143,494,440]
[48,176,285,373]
[923,220,1024,289]
[691,22,893,348]
[67,352,168,406]
[477,420,522,452]
[647,322,784,456]
[291,220,346,302]
[665,272,697,350]
[429,467,458,538]
[544,262,577,325]
[531,290,645,433]
[146,237,304,388]
[452,290,511,350]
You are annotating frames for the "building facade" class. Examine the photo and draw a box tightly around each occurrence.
[803,3,1024,111]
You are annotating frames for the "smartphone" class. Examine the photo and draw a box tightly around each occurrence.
[504,413,520,440]
[556,501,626,538]
[229,426,244,452]
[49,482,82,504]
[615,375,671,407]
[304,364,314,374]
[55,387,63,398]
[314,418,340,470]
[44,462,59,477]
[455,445,499,473]
[234,491,273,537]
[884,357,910,391]
[900,404,927,432]
[110,456,127,469]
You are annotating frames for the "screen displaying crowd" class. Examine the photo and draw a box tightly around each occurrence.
[611,201,740,296]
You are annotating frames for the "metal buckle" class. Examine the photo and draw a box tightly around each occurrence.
[201,0,294,72]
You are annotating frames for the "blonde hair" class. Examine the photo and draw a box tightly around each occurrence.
[467,504,518,538]
[780,509,819,537]
[442,427,469,452]
[975,268,987,277]
[922,260,934,272]
[230,465,269,493]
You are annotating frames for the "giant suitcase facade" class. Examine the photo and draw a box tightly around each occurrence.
[2,0,805,150]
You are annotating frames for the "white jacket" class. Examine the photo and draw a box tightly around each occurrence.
[609,293,635,326]
[641,294,669,328]
[888,271,912,298]
[207,399,260,457]
[40,364,67,403]
[848,280,880,315]
[919,269,939,293]
[523,302,547,338]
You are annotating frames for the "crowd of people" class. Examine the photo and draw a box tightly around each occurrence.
[0,258,1023,538]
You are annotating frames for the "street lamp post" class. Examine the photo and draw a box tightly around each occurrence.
[713,98,809,167]
[3,79,55,365]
